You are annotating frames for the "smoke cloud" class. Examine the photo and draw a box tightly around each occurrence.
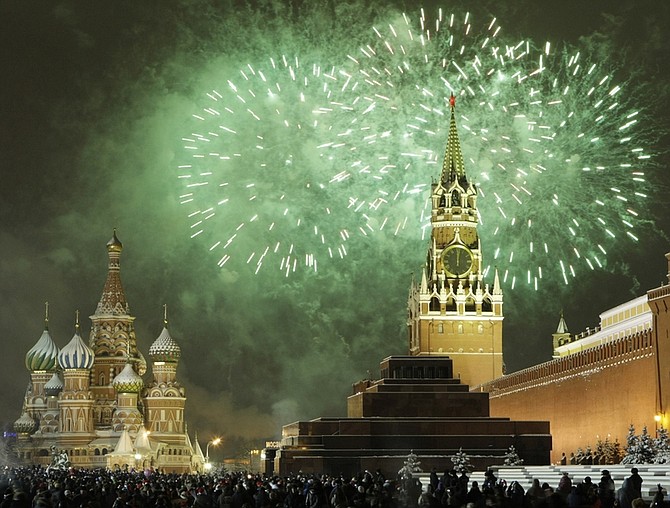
[1,0,668,460]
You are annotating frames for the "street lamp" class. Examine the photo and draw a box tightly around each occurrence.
[205,437,221,470]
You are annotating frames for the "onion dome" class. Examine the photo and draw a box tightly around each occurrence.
[107,229,123,253]
[25,303,59,372]
[149,306,181,362]
[13,411,38,435]
[112,362,144,393]
[58,313,95,370]
[44,372,63,396]
[149,326,181,362]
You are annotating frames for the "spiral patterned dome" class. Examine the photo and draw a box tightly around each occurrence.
[58,330,95,370]
[13,411,38,435]
[149,326,181,362]
[25,327,60,372]
[112,362,144,393]
[44,372,63,396]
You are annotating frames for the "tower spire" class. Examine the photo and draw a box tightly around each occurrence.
[95,230,130,316]
[440,93,467,184]
[44,301,49,330]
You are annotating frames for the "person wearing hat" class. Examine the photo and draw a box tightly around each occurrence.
[598,470,616,508]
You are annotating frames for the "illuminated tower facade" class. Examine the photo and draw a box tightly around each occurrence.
[408,96,503,387]
[144,313,186,440]
[57,315,95,441]
[88,230,147,429]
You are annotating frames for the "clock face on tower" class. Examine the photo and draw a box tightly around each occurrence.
[441,245,474,277]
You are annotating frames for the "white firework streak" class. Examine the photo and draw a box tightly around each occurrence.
[317,7,652,289]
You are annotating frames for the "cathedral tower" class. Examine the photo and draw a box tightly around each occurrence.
[57,313,95,439]
[407,95,503,387]
[88,230,147,429]
[23,303,60,426]
[144,307,186,442]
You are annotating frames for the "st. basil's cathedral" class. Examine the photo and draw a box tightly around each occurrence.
[12,232,205,472]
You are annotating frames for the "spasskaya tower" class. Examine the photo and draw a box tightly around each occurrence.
[407,95,504,387]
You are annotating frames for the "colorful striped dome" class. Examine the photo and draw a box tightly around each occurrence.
[58,330,95,370]
[25,327,60,372]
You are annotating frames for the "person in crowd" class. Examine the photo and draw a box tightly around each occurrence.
[628,468,643,500]
[525,479,545,508]
[465,481,484,508]
[651,484,666,508]
[598,470,616,508]
[616,478,638,508]
[557,473,572,500]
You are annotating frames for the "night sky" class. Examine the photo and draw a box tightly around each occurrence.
[1,0,669,459]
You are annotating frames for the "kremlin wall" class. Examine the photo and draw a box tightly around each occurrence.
[479,253,670,464]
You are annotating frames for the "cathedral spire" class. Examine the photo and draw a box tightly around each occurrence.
[440,94,467,184]
[95,229,130,316]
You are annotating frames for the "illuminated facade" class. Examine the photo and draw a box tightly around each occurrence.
[408,95,503,387]
[13,232,205,472]
[479,252,670,462]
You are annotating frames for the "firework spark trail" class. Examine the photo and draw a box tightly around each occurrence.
[176,56,369,275]
[318,7,653,289]
[176,7,654,287]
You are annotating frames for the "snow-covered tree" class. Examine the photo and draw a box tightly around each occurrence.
[398,450,422,480]
[623,425,655,464]
[654,427,670,464]
[622,424,639,464]
[595,437,623,465]
[503,445,524,466]
[450,447,473,474]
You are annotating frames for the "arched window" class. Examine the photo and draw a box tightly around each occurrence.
[429,297,440,312]
[446,298,456,312]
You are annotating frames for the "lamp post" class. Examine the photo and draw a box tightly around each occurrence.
[205,437,221,471]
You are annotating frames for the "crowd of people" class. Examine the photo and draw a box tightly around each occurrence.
[0,465,666,508]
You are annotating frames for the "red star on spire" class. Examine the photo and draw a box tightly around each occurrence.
[449,94,456,108]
